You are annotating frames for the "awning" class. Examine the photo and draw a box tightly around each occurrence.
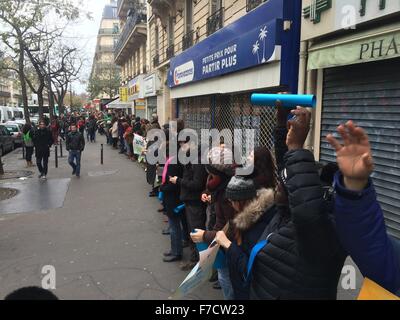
[308,22,400,70]
[105,98,132,109]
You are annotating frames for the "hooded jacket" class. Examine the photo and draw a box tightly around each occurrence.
[226,188,276,300]
[249,149,347,300]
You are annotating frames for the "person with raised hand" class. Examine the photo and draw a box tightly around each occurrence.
[327,121,400,296]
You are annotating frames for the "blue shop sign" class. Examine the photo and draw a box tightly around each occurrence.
[168,0,301,92]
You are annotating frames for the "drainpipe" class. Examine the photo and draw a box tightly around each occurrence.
[298,40,308,95]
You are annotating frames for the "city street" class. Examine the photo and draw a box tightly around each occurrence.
[0,137,222,300]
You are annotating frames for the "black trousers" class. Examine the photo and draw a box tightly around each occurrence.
[25,146,34,162]
[36,154,49,175]
[185,202,207,262]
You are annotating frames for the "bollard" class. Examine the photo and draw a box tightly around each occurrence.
[101,144,104,165]
[59,139,64,158]
[0,154,4,175]
[55,145,58,168]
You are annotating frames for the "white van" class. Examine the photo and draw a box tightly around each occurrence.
[12,107,25,125]
[0,106,12,123]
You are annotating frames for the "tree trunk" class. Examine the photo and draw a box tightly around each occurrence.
[38,92,44,120]
[18,36,30,124]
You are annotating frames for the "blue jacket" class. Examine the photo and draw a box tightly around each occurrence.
[334,172,400,295]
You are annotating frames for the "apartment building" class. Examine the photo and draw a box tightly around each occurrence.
[148,0,301,151]
[0,71,22,107]
[90,1,121,103]
[113,0,147,117]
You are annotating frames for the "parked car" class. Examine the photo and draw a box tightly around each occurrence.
[3,123,23,147]
[0,125,14,156]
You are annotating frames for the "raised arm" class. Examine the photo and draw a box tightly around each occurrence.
[327,121,400,294]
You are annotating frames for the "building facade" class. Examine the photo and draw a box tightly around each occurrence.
[300,0,400,238]
[90,1,121,104]
[113,0,147,117]
[157,0,301,152]
[0,70,22,107]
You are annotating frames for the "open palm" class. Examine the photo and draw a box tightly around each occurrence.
[326,121,373,180]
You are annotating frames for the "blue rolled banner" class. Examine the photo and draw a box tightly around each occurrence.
[174,204,186,214]
[251,93,316,108]
[195,242,227,269]
[158,191,164,202]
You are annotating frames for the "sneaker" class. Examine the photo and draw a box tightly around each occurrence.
[163,251,173,257]
[72,169,76,175]
[180,261,197,271]
[213,281,222,290]
[41,175,47,180]
[163,255,182,262]
[162,228,171,235]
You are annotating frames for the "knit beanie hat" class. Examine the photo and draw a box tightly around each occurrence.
[225,176,257,201]
[206,146,235,177]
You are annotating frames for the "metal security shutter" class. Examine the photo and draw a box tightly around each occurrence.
[320,58,400,239]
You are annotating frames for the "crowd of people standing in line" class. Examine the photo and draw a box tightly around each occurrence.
[128,106,399,300]
[16,106,400,300]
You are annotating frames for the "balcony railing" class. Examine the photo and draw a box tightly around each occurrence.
[207,8,224,36]
[114,9,147,58]
[153,54,160,67]
[99,28,119,35]
[97,45,115,53]
[182,30,195,51]
[246,0,263,12]
[166,44,174,60]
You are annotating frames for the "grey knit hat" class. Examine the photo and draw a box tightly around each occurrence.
[225,176,257,201]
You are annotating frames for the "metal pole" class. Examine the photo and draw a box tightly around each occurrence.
[59,139,64,158]
[55,145,58,168]
[101,144,104,165]
[0,153,4,175]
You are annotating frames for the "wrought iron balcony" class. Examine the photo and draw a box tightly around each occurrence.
[207,8,224,36]
[246,0,263,12]
[99,28,119,35]
[114,9,147,59]
[166,44,174,60]
[182,30,195,51]
[153,54,160,67]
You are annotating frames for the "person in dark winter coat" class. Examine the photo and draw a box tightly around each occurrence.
[247,107,347,300]
[32,120,53,179]
[66,123,85,178]
[170,141,208,270]
[327,120,400,296]
[160,129,184,262]
[216,176,277,300]
[87,115,97,143]
[190,146,236,299]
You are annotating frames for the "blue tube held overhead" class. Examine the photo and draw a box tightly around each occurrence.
[251,93,316,108]
[158,191,164,202]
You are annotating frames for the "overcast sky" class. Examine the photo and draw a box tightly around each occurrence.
[64,0,110,94]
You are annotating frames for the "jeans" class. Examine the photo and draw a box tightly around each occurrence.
[168,214,183,257]
[89,130,96,142]
[68,150,82,176]
[36,154,49,175]
[218,267,234,300]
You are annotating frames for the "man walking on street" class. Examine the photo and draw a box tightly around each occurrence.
[32,120,53,180]
[66,123,85,178]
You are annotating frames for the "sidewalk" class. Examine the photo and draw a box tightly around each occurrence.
[0,136,223,300]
